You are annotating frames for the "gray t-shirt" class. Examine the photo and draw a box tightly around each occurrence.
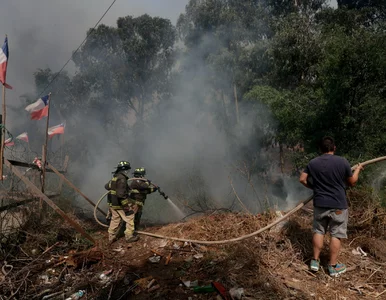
[304,154,352,209]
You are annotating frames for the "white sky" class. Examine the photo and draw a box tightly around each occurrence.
[0,0,337,102]
[0,0,190,100]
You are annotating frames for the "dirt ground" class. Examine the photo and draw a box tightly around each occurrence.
[1,198,386,300]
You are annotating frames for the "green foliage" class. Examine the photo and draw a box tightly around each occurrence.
[268,13,322,89]
[32,1,386,176]
[315,27,386,158]
[177,0,272,91]
[247,4,386,162]
[246,85,320,149]
[72,15,176,122]
[337,0,386,12]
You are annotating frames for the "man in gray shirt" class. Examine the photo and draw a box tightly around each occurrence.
[299,136,363,276]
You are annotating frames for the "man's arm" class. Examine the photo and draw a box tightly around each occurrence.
[147,181,168,199]
[347,163,364,187]
[299,172,312,189]
[147,181,159,193]
[127,179,157,196]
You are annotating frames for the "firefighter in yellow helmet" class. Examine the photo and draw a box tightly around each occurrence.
[127,167,168,239]
[104,161,138,243]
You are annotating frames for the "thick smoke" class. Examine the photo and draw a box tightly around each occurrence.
[0,0,189,132]
[75,36,308,224]
[0,0,311,225]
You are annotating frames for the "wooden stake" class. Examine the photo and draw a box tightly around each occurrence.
[0,84,6,180]
[47,162,107,216]
[60,133,64,163]
[40,145,45,211]
[41,93,51,193]
[4,158,95,244]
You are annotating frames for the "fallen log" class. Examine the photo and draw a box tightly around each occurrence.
[4,159,95,244]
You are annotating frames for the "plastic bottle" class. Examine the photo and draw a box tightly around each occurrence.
[65,290,86,300]
[99,274,107,280]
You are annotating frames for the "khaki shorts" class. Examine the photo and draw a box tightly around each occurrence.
[313,207,348,239]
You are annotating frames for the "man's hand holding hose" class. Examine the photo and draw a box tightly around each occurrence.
[348,163,364,186]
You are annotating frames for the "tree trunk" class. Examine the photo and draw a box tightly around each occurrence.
[220,89,228,123]
[279,143,284,174]
[233,83,239,124]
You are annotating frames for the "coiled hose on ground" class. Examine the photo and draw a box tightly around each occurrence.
[94,156,386,245]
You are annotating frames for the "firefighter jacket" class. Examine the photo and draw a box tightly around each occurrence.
[104,171,130,209]
[127,177,158,205]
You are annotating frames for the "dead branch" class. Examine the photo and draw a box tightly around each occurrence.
[229,176,252,215]
[6,270,30,300]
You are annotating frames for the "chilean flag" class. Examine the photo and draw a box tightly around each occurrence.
[4,137,14,147]
[25,95,49,120]
[16,132,29,142]
[48,123,65,138]
[0,36,12,89]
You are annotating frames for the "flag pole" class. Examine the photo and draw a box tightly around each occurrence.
[41,92,51,193]
[0,84,6,181]
[0,34,8,182]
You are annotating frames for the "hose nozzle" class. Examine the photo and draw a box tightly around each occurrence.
[158,188,168,200]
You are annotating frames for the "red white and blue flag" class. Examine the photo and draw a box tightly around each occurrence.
[16,132,29,142]
[0,36,12,89]
[25,95,50,120]
[4,137,14,147]
[4,132,29,147]
[48,123,65,138]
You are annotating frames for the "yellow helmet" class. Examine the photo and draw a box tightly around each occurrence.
[133,167,146,177]
[117,161,131,170]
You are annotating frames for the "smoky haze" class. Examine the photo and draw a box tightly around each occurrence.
[0,0,189,131]
[0,0,310,224]
[75,35,309,224]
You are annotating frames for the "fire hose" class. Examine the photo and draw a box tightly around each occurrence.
[94,156,386,245]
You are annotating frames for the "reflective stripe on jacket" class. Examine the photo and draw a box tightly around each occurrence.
[127,177,158,204]
[104,171,129,209]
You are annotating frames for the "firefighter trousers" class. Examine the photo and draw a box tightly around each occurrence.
[108,204,138,241]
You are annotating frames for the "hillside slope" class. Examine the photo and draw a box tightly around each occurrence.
[1,193,386,299]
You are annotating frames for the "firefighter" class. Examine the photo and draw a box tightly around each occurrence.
[128,167,168,237]
[104,161,138,243]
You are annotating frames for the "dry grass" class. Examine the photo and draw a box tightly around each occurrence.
[150,211,276,241]
[1,185,386,299]
[143,188,386,299]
